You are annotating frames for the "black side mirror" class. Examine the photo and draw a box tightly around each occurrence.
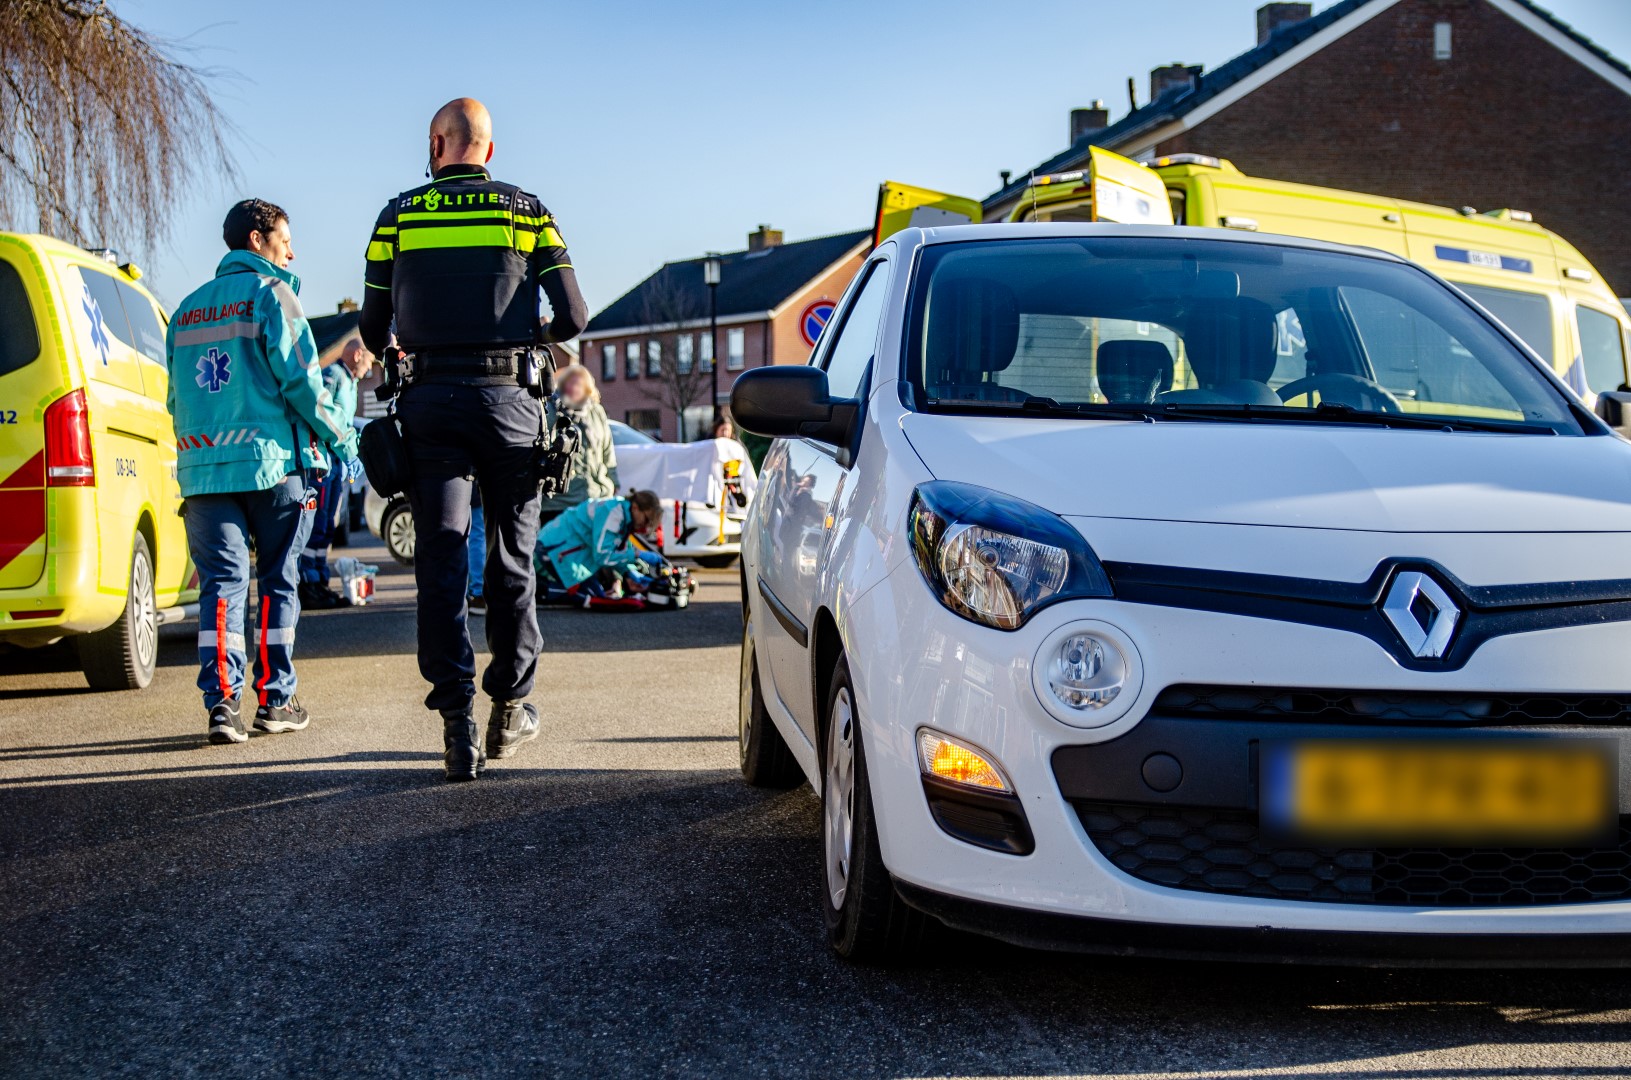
[1595,389,1631,434]
[731,367,860,464]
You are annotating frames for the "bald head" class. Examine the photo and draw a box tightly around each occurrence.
[428,98,493,169]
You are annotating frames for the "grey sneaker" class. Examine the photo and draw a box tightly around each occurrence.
[485,700,539,760]
[208,698,247,745]
[254,697,311,734]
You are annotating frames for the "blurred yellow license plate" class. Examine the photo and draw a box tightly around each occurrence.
[1261,740,1618,845]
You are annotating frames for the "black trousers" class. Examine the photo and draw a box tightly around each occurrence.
[397,381,544,712]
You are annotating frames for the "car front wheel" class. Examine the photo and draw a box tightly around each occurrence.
[383,500,415,566]
[822,655,926,962]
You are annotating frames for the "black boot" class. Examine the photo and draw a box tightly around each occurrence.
[441,709,485,782]
[486,700,540,761]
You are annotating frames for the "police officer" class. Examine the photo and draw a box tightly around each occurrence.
[167,198,361,743]
[358,98,588,782]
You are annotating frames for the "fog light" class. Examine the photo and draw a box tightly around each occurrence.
[917,729,1012,793]
[1046,632,1127,711]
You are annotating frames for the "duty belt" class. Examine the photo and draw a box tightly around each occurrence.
[412,347,528,378]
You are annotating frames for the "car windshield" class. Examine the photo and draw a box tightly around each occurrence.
[609,420,658,445]
[905,236,1581,434]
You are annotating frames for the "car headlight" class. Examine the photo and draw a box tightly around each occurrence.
[908,481,1112,630]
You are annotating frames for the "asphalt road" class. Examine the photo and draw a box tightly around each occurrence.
[3,537,1630,1079]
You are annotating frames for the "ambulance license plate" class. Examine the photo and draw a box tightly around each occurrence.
[1260,738,1618,845]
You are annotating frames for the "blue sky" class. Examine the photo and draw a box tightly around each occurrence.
[122,0,1631,318]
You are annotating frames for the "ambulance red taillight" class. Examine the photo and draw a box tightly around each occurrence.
[44,389,95,486]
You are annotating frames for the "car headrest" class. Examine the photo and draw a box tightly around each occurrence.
[1183,297,1279,387]
[925,278,1021,383]
[1097,339,1174,404]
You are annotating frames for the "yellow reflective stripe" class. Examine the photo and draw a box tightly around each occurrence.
[398,209,516,222]
[538,263,573,277]
[513,214,552,228]
[396,224,514,251]
[539,227,564,248]
[374,226,397,236]
[364,281,390,290]
[366,241,395,261]
[515,231,539,254]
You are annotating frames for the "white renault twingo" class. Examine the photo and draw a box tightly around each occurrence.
[731,224,1631,965]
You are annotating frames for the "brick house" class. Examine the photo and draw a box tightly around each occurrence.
[581,226,869,441]
[986,0,1631,292]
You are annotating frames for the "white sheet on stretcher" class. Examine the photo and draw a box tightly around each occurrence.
[613,437,758,507]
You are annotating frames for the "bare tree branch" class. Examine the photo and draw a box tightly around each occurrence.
[0,0,237,256]
[634,266,716,440]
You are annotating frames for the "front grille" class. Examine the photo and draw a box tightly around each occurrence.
[1156,685,1631,726]
[1078,802,1631,907]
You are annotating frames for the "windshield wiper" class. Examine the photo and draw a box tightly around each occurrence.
[1161,400,1555,434]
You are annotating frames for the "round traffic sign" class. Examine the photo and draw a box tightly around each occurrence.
[801,300,835,347]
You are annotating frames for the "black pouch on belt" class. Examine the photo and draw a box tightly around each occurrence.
[359,403,412,499]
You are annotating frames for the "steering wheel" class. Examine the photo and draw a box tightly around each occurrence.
[1276,373,1403,414]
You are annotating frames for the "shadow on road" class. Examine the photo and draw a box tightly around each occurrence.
[2,756,1628,1078]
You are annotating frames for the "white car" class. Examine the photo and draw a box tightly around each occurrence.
[732,222,1631,966]
[363,484,414,565]
[610,421,754,568]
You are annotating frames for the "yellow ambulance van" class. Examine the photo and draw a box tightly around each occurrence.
[0,233,197,690]
[875,149,1631,398]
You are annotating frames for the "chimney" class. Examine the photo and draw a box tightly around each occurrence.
[1150,63,1203,102]
[747,225,783,251]
[1256,2,1312,44]
[336,297,358,314]
[1070,99,1110,143]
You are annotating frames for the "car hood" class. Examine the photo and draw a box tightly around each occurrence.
[898,414,1631,532]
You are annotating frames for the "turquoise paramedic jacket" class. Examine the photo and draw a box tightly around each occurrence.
[537,497,644,587]
[165,250,359,497]
[322,361,360,427]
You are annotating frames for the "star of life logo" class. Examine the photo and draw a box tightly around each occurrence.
[196,347,232,393]
[81,285,111,366]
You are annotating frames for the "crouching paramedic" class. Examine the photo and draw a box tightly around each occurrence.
[166,199,361,744]
[536,490,664,603]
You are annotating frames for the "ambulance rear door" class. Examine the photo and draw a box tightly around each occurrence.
[1009,147,1175,226]
[873,183,982,247]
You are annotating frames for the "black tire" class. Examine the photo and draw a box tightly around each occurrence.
[383,500,415,566]
[695,553,738,570]
[739,622,803,788]
[822,656,927,962]
[79,532,158,691]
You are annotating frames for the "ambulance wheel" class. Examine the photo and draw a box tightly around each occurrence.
[383,501,415,566]
[695,553,738,570]
[739,622,803,789]
[80,533,158,691]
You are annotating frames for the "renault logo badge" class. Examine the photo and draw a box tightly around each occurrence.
[1382,571,1460,660]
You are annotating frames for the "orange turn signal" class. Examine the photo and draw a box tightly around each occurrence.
[917,730,1011,793]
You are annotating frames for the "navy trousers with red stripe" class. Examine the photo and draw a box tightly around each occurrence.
[183,473,316,710]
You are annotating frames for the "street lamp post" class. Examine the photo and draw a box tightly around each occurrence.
[703,252,721,428]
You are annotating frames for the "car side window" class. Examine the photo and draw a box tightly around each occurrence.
[117,282,166,362]
[75,266,136,352]
[821,261,890,401]
[1576,305,1628,394]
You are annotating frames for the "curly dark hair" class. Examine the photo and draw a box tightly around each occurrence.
[222,198,288,251]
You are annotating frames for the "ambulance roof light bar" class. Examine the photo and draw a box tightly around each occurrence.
[1150,153,1223,169]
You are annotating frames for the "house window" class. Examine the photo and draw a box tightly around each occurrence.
[699,331,714,371]
[601,344,617,381]
[624,408,662,439]
[677,333,694,374]
[726,327,746,371]
[1434,21,1451,59]
[627,340,642,379]
[647,338,663,376]
[681,406,713,442]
